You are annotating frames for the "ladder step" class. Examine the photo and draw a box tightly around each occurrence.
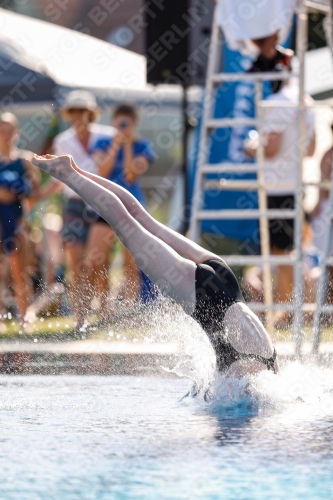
[197,209,295,220]
[248,302,333,313]
[248,303,294,312]
[206,118,257,128]
[203,180,329,190]
[201,171,331,190]
[201,163,296,173]
[204,180,295,190]
[304,1,331,14]
[206,117,290,129]
[211,72,291,84]
[317,304,333,313]
[259,101,300,109]
[219,255,296,265]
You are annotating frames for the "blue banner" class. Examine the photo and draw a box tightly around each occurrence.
[189,25,294,249]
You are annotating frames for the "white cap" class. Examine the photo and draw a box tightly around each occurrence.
[223,302,274,359]
[62,90,98,111]
[0,112,18,127]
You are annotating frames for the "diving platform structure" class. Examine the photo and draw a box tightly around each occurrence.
[189,0,333,358]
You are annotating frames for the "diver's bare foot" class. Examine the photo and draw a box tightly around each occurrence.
[32,154,75,181]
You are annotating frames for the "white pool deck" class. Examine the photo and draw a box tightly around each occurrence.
[0,340,331,374]
[0,340,331,356]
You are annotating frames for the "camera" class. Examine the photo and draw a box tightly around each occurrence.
[119,120,130,129]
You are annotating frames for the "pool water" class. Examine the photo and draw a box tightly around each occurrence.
[0,364,332,499]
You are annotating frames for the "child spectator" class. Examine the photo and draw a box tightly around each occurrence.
[0,112,39,319]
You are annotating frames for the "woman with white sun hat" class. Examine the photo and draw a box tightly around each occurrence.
[42,90,115,326]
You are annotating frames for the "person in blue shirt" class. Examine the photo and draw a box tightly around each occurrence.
[93,104,154,203]
[84,104,156,318]
[0,113,39,320]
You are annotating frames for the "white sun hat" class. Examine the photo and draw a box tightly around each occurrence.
[62,90,98,110]
[61,90,100,121]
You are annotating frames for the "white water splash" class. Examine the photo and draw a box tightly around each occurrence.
[112,294,214,382]
[128,297,333,418]
[192,360,333,421]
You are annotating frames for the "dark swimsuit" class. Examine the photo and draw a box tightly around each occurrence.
[192,259,277,373]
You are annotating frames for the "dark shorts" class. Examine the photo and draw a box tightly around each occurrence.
[0,203,23,255]
[62,198,103,246]
[267,195,294,251]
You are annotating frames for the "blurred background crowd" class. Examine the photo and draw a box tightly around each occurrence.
[0,93,163,330]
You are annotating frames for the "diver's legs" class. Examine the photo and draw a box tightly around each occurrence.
[32,155,197,313]
[50,155,219,265]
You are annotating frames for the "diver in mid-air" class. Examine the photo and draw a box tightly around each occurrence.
[32,154,280,377]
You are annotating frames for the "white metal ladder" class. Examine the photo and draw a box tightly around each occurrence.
[189,0,333,358]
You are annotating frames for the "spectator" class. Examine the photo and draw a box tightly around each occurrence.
[46,90,115,326]
[87,103,155,317]
[245,72,316,326]
[311,124,333,299]
[218,0,295,63]
[219,0,295,94]
[0,112,39,319]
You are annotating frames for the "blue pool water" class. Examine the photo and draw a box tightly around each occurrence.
[0,364,332,499]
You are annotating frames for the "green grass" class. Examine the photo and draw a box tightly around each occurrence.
[0,315,151,343]
[0,315,332,344]
[0,316,77,342]
[272,326,333,343]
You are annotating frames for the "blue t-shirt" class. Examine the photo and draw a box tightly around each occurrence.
[0,158,31,253]
[92,137,155,206]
